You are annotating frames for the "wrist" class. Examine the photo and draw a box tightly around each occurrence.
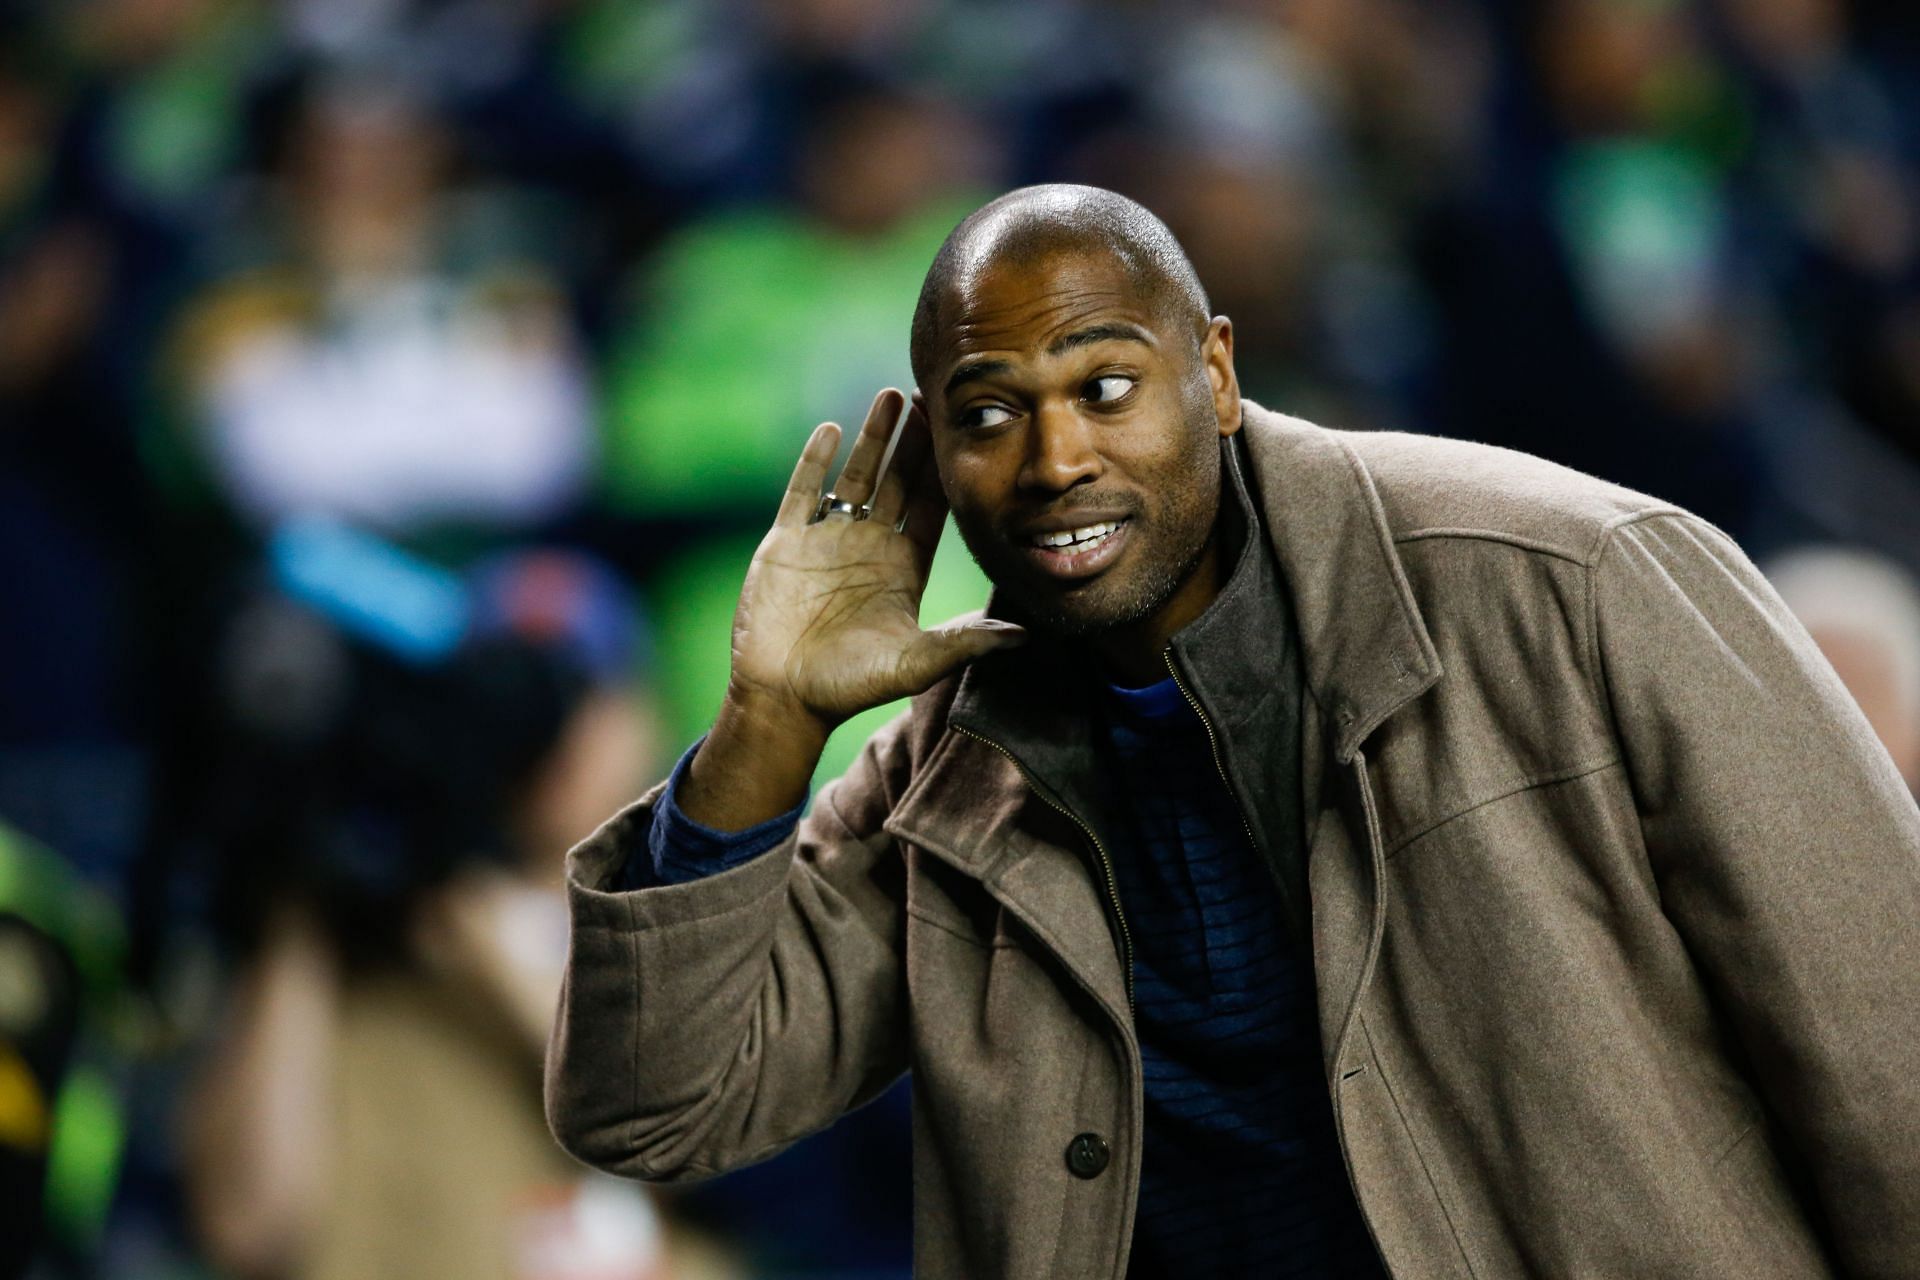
[679,685,832,832]
[719,680,834,753]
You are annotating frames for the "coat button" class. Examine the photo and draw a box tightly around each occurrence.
[1065,1132,1110,1179]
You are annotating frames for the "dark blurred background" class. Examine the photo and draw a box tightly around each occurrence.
[3,0,1919,1277]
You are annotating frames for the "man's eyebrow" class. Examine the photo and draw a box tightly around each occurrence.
[940,323,1153,396]
[944,358,1011,397]
[1046,322,1154,356]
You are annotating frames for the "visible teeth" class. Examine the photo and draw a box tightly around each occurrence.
[1034,520,1119,549]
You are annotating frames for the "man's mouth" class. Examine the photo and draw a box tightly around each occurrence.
[1020,516,1132,580]
[1031,519,1124,550]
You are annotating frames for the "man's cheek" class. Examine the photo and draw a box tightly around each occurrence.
[948,507,1008,579]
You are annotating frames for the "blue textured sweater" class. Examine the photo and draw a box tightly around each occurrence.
[1098,677,1380,1277]
[625,690,1383,1276]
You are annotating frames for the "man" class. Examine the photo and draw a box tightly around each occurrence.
[547,186,1920,1278]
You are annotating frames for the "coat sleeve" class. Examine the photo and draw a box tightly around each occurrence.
[1592,512,1920,1275]
[543,711,913,1183]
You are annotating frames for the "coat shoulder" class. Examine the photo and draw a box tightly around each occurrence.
[1332,425,1683,564]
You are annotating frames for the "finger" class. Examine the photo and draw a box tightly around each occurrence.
[894,617,1028,693]
[900,437,950,580]
[776,421,843,526]
[868,397,931,527]
[828,388,905,509]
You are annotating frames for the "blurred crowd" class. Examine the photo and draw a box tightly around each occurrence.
[2,0,1919,1277]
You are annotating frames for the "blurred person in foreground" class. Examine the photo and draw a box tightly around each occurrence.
[1766,546,1920,793]
[179,535,736,1280]
[547,185,1920,1278]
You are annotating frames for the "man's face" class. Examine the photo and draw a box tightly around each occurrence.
[921,248,1240,643]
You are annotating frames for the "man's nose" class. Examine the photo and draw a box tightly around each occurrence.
[1018,402,1103,493]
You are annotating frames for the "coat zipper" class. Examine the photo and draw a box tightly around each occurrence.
[951,724,1135,1014]
[1161,653,1262,862]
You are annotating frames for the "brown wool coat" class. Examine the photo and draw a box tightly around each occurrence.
[547,406,1920,1278]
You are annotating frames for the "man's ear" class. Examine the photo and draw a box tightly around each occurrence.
[1203,316,1242,437]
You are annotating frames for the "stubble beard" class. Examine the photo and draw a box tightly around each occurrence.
[955,448,1223,641]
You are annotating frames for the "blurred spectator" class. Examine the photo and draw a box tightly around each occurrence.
[1713,0,1920,467]
[597,80,988,515]
[1537,0,1755,409]
[551,0,948,206]
[156,74,594,533]
[1119,133,1435,429]
[32,0,276,469]
[1766,546,1920,790]
[173,534,733,1280]
[0,36,155,910]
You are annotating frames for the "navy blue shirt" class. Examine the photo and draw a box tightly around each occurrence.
[1100,677,1381,1277]
[615,740,803,892]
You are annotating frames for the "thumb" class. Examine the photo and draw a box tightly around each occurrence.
[894,618,1028,693]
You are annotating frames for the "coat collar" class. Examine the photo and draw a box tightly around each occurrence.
[1236,404,1442,763]
[880,406,1441,1022]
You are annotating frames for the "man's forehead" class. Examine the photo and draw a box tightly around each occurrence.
[936,248,1160,363]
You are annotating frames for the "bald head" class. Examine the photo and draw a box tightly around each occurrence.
[909,185,1210,387]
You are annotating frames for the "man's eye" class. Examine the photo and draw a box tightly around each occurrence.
[1087,375,1135,404]
[961,404,1016,429]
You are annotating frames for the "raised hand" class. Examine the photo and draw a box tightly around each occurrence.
[678,389,1025,831]
[731,387,1025,729]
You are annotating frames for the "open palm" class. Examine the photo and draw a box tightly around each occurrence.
[728,389,1024,730]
